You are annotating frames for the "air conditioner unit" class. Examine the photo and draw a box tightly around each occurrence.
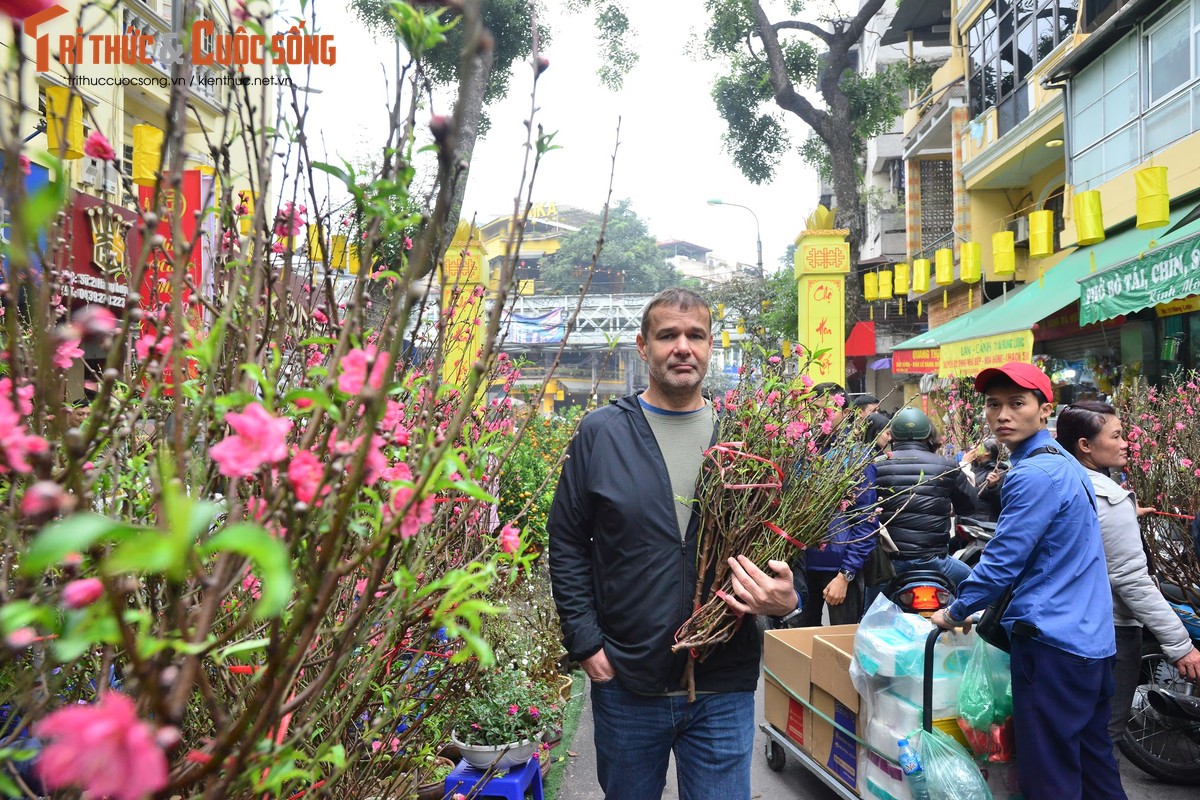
[81,158,102,188]
[1007,216,1030,247]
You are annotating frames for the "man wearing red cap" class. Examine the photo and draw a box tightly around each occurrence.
[931,362,1124,799]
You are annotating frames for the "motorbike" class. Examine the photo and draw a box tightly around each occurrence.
[950,516,996,568]
[1119,582,1200,784]
[883,567,957,617]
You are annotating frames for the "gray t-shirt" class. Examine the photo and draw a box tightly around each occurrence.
[638,396,716,539]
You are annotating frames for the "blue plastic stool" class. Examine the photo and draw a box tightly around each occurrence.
[443,757,544,800]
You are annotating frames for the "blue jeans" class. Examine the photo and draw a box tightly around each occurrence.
[590,678,755,800]
[865,555,973,609]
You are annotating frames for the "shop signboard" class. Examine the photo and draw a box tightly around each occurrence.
[891,348,939,374]
[1079,233,1200,325]
[60,192,140,309]
[938,330,1034,377]
[1155,295,1200,317]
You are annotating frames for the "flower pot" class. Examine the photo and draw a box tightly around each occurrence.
[413,756,456,800]
[450,731,538,771]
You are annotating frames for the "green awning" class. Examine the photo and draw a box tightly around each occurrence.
[888,313,975,353]
[936,251,1092,346]
[1077,213,1200,325]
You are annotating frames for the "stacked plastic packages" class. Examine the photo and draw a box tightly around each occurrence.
[849,596,975,800]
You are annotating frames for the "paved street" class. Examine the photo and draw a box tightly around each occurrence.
[556,674,1196,799]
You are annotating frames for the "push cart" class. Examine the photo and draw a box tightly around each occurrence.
[762,628,947,798]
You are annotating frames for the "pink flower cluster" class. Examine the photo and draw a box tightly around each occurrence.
[0,378,47,474]
[210,403,293,478]
[338,345,391,395]
[33,692,169,800]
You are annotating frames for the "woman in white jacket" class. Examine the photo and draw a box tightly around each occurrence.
[1057,401,1200,757]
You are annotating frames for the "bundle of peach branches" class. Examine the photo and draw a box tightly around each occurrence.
[673,364,877,694]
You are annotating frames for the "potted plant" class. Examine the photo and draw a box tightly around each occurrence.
[450,669,560,770]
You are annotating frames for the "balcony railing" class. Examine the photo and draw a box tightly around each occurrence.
[122,6,226,108]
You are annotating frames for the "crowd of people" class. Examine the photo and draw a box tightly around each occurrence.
[547,287,1198,800]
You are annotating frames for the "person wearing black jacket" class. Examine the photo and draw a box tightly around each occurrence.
[872,407,978,593]
[547,288,798,800]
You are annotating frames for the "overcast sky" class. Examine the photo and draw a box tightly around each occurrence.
[300,1,852,270]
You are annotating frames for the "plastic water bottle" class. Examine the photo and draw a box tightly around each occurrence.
[897,738,931,800]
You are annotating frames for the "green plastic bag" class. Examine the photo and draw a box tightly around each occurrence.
[957,637,1011,730]
[915,726,990,800]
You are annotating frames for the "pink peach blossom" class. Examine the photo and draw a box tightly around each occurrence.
[34,692,168,800]
[209,403,293,478]
[53,335,84,369]
[83,131,116,162]
[498,523,520,554]
[337,345,391,395]
[287,449,325,504]
[18,154,31,175]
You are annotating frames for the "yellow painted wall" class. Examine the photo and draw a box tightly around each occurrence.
[903,54,966,137]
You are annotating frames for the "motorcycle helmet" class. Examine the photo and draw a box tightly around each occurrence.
[889,407,933,441]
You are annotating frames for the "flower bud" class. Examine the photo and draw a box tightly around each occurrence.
[62,578,105,609]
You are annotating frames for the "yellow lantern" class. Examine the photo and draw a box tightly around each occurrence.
[736,320,746,334]
[993,230,1016,277]
[864,271,879,301]
[912,258,931,293]
[1136,166,1169,230]
[1074,189,1105,245]
[893,263,910,296]
[721,330,731,348]
[960,241,982,308]
[781,340,792,358]
[878,269,893,301]
[348,245,361,275]
[331,234,349,270]
[935,248,954,285]
[1029,210,1055,259]
[960,242,982,284]
[132,124,163,187]
[45,86,84,160]
[307,226,325,261]
[716,302,725,319]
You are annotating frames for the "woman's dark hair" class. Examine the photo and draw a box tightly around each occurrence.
[1056,400,1117,459]
[980,437,1001,463]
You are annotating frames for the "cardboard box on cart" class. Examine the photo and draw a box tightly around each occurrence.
[810,632,866,794]
[762,624,857,753]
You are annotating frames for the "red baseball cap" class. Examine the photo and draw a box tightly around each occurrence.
[974,361,1053,403]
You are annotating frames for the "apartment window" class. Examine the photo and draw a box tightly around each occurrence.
[1071,0,1200,188]
[968,1,1079,127]
[1148,5,1191,103]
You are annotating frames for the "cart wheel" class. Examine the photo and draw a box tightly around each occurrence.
[765,740,786,771]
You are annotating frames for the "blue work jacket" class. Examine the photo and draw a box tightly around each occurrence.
[947,429,1116,659]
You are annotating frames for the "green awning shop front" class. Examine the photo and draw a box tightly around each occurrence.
[1078,213,1200,325]
[932,248,1101,377]
[888,313,977,374]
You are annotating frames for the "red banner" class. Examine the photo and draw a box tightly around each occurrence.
[137,171,205,389]
[137,171,204,320]
[892,348,939,374]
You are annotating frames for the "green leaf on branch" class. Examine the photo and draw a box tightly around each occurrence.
[203,524,293,619]
[22,513,139,574]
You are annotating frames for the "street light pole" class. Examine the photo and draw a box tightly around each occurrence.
[707,198,763,279]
